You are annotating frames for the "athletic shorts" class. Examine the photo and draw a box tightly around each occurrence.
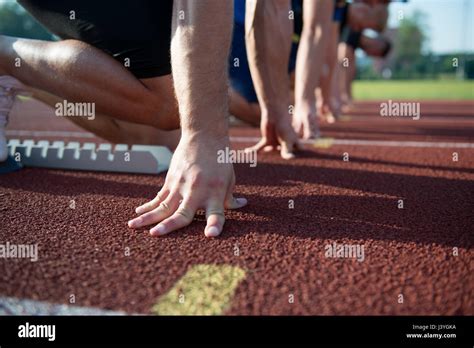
[293,0,303,37]
[333,0,348,24]
[229,22,298,104]
[18,0,173,78]
[343,29,362,50]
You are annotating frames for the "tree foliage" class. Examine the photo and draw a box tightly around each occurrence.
[0,1,54,40]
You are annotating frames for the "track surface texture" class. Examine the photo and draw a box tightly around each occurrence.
[1,98,473,315]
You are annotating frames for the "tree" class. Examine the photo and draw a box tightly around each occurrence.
[0,2,55,41]
[392,11,427,78]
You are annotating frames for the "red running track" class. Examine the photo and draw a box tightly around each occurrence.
[0,98,473,315]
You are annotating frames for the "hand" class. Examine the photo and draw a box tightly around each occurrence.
[319,100,339,125]
[246,110,300,160]
[293,102,321,140]
[128,134,247,237]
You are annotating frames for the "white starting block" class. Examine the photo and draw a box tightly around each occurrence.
[7,139,172,174]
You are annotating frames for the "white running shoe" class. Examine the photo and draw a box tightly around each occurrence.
[0,76,27,162]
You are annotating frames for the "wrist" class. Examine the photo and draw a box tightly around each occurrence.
[180,130,230,150]
[182,124,228,141]
[261,105,290,124]
[180,105,229,139]
[295,98,316,112]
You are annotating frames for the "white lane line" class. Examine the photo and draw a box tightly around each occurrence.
[7,130,95,138]
[0,296,127,315]
[230,136,474,148]
[7,130,474,148]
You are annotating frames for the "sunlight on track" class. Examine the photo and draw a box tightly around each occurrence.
[313,138,334,148]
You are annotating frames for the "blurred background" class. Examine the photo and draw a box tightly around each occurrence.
[354,0,474,100]
[0,0,473,100]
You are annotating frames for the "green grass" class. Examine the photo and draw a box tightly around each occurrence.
[353,80,474,101]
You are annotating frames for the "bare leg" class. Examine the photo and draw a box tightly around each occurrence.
[0,35,179,130]
[30,88,180,150]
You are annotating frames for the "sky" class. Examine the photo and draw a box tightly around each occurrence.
[387,0,474,54]
[0,0,473,54]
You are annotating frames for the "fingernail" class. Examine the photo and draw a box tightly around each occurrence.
[128,217,142,228]
[205,226,220,237]
[135,207,141,214]
[150,224,166,236]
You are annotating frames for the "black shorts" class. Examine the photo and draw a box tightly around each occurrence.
[18,0,173,78]
[343,29,362,50]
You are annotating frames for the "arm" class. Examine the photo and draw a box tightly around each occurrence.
[320,21,342,121]
[172,0,231,140]
[293,0,333,138]
[245,0,299,159]
[246,0,292,115]
[129,0,247,237]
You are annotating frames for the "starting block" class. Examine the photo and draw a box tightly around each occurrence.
[7,139,172,174]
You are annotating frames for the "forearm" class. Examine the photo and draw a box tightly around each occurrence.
[245,0,292,118]
[321,23,340,103]
[346,46,356,98]
[294,0,332,107]
[171,0,233,139]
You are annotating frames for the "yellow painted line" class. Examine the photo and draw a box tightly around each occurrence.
[313,137,334,149]
[152,264,246,315]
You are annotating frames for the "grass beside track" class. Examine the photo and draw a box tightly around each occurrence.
[353,80,474,100]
